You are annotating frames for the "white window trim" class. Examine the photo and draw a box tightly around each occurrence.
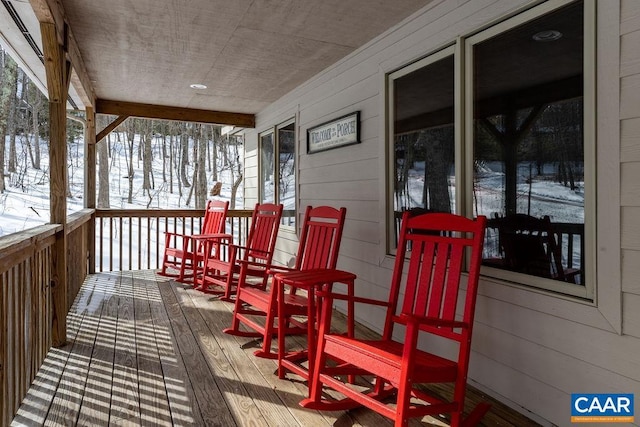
[258,129,275,205]
[386,45,456,253]
[276,117,298,230]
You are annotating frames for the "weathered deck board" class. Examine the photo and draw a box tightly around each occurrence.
[109,273,142,425]
[77,273,119,426]
[10,271,541,427]
[132,272,173,427]
[157,276,237,426]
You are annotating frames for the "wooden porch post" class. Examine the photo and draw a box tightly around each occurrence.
[86,107,96,273]
[42,22,70,347]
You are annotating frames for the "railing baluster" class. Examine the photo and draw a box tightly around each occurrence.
[92,209,253,273]
[118,217,123,272]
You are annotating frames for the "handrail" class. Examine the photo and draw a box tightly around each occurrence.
[66,209,94,234]
[0,224,60,274]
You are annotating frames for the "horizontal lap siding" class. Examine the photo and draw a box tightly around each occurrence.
[621,0,640,354]
[620,0,640,348]
[246,0,640,425]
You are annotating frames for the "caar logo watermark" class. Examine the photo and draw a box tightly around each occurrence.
[571,394,634,423]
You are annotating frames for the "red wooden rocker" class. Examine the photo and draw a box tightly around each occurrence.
[223,205,347,359]
[159,199,229,283]
[196,202,282,301]
[301,212,489,427]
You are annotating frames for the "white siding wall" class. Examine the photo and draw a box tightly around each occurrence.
[243,1,640,425]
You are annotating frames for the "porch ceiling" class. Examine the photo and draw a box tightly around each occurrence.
[1,0,434,120]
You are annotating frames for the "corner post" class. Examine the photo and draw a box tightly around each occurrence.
[85,107,96,273]
[42,21,69,347]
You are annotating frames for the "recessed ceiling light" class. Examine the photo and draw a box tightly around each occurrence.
[532,30,563,42]
[190,83,207,89]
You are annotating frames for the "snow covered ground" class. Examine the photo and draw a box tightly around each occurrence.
[0,132,241,237]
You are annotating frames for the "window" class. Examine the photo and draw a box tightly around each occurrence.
[388,0,593,299]
[259,131,275,204]
[388,47,456,250]
[259,119,297,226]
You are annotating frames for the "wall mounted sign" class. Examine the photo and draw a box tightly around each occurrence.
[307,111,360,154]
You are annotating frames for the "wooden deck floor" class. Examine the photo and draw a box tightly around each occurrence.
[11,271,540,427]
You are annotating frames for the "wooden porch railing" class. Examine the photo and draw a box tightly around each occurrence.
[94,209,258,272]
[0,209,92,426]
[1,207,293,423]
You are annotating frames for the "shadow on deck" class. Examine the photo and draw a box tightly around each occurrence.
[11,271,541,426]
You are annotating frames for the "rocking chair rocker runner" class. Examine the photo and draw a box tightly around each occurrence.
[196,202,283,300]
[301,212,490,427]
[159,199,229,282]
[224,205,347,359]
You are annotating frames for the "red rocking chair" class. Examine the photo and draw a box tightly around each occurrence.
[196,202,282,300]
[301,212,489,427]
[159,199,229,283]
[223,205,347,359]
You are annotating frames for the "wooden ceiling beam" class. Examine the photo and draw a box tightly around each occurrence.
[96,99,256,128]
[29,0,96,107]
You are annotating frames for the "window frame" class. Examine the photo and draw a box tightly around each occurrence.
[386,0,596,300]
[386,45,458,253]
[258,129,275,204]
[258,118,297,228]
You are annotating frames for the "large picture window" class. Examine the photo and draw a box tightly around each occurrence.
[388,0,593,299]
[259,119,297,226]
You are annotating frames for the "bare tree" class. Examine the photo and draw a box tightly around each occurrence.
[0,52,19,192]
[195,124,208,208]
[26,80,44,169]
[142,119,153,196]
[98,138,110,208]
[124,119,136,204]
[7,67,19,173]
[179,124,190,188]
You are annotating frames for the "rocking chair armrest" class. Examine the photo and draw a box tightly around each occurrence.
[315,290,389,307]
[164,231,190,240]
[395,313,470,330]
[236,258,271,270]
[266,265,296,275]
[191,233,233,242]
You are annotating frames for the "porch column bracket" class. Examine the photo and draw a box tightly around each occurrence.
[96,115,130,143]
[41,22,66,103]
[29,0,96,107]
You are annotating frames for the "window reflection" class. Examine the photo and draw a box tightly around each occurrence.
[259,132,274,204]
[473,1,584,284]
[392,55,456,217]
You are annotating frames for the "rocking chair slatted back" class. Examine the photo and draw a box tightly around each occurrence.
[201,201,228,235]
[389,213,486,340]
[296,206,346,271]
[246,203,283,263]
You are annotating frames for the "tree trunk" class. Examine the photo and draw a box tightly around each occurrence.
[142,120,153,195]
[7,70,21,174]
[97,139,110,208]
[31,86,42,169]
[211,125,219,182]
[169,133,174,194]
[196,124,208,209]
[162,133,167,183]
[180,130,190,187]
[126,122,135,204]
[0,52,19,192]
[423,128,454,213]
